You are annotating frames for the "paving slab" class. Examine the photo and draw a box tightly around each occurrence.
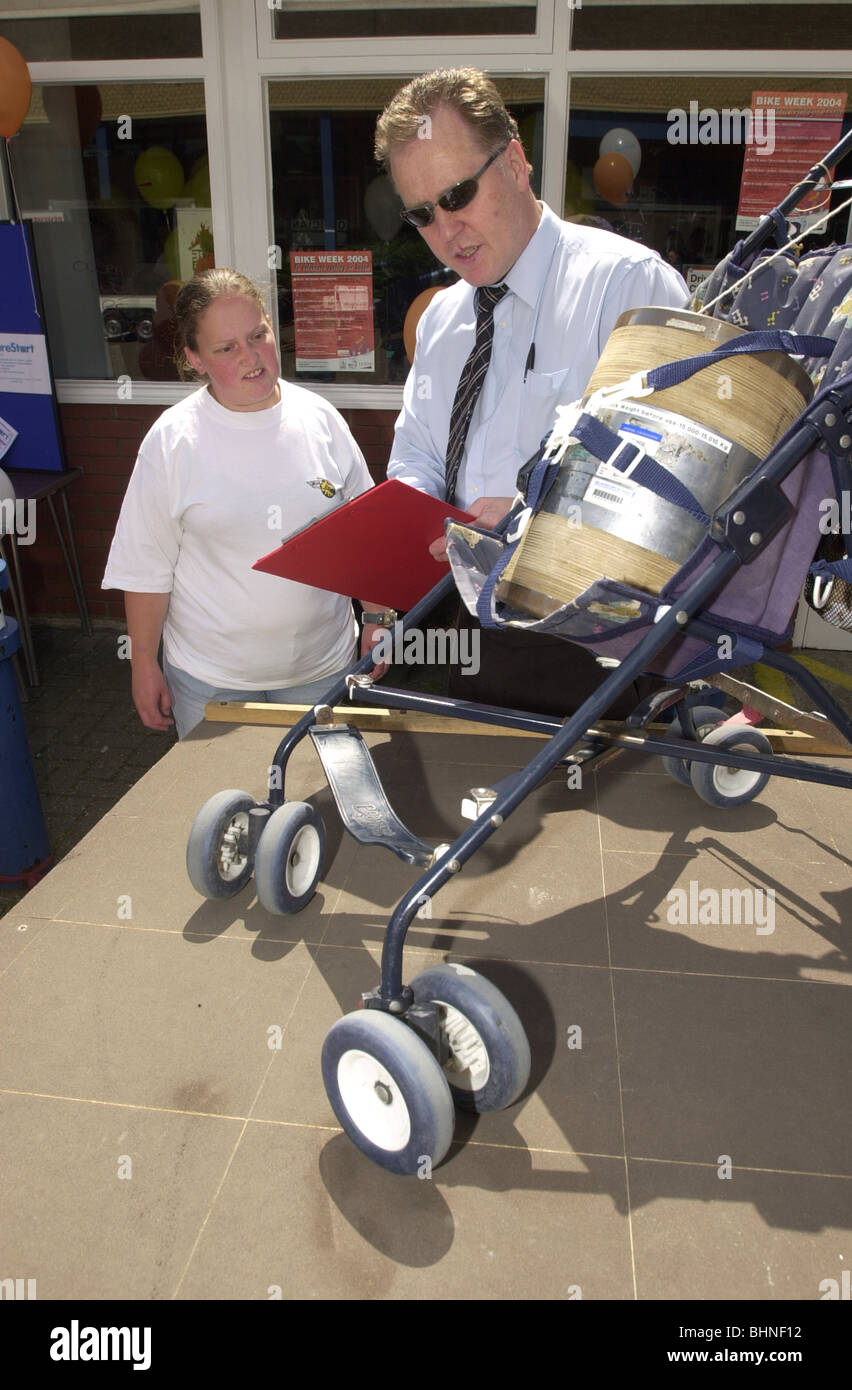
[1,711,849,1303]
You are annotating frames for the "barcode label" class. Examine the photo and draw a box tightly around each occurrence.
[585,471,635,512]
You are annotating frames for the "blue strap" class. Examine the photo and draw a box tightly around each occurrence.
[810,556,852,582]
[525,446,560,513]
[647,331,837,393]
[475,449,560,629]
[570,413,711,528]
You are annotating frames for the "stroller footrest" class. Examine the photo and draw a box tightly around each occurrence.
[308,724,434,866]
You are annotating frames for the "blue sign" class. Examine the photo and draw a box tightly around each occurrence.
[0,221,66,473]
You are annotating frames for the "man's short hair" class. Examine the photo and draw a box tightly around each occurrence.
[375,67,520,170]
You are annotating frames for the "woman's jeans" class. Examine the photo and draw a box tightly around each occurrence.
[163,655,353,739]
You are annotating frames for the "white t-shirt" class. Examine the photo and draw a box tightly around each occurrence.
[102,380,373,689]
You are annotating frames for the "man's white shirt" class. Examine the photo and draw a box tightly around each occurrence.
[388,202,689,509]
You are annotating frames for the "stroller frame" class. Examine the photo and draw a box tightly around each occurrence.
[263,372,852,1011]
[187,135,852,1174]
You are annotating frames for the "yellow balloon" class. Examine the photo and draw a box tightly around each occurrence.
[134,147,185,210]
[185,155,211,208]
[563,159,592,217]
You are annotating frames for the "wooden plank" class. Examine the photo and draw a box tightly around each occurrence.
[204,700,852,755]
[203,701,544,736]
[760,728,851,756]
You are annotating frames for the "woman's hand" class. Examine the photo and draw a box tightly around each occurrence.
[131,659,175,731]
[125,592,173,730]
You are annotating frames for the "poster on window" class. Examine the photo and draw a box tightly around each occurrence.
[0,222,66,473]
[289,251,374,372]
[736,92,847,231]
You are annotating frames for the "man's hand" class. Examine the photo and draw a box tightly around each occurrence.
[131,660,175,731]
[428,495,515,562]
[360,622,390,679]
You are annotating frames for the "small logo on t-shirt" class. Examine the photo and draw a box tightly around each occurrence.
[308,477,337,498]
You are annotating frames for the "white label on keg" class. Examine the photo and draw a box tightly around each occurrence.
[616,400,733,454]
[585,472,635,512]
[584,420,650,510]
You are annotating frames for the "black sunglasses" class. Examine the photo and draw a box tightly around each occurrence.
[400,145,508,229]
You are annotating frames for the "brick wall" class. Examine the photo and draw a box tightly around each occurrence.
[14,401,397,621]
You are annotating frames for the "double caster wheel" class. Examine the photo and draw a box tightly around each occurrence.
[662,708,772,808]
[186,790,325,912]
[661,705,727,786]
[322,964,531,1175]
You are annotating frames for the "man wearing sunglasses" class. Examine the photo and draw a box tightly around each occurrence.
[375,67,687,714]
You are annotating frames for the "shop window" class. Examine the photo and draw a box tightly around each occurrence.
[6,83,211,382]
[270,0,537,41]
[268,77,544,386]
[571,1,851,51]
[566,75,852,296]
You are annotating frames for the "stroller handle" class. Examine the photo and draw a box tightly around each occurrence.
[739,125,852,262]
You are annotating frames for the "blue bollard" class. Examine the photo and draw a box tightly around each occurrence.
[0,557,52,886]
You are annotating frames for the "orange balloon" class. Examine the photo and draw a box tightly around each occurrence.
[403,285,446,364]
[593,151,633,206]
[0,38,32,138]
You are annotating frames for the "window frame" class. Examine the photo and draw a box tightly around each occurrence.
[254,0,556,61]
[0,0,844,407]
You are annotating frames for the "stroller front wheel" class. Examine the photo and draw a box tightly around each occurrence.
[254,801,325,914]
[409,962,531,1113]
[322,1011,455,1175]
[186,789,257,899]
[689,725,772,807]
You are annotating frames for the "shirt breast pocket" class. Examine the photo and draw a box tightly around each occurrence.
[524,365,580,400]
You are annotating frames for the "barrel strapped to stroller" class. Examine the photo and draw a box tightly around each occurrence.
[445,247,852,688]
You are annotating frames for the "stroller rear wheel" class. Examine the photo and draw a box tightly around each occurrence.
[661,705,728,786]
[409,962,531,1113]
[689,724,772,807]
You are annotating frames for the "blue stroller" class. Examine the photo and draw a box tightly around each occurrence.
[186,133,852,1175]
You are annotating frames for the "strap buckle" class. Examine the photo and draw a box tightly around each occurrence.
[584,370,654,417]
[506,505,533,544]
[605,436,646,478]
[543,402,584,462]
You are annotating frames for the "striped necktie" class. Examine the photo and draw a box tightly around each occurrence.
[444,282,509,505]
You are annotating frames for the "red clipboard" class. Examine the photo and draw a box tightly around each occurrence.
[253,479,473,610]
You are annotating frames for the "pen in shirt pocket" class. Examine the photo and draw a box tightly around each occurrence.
[524,342,536,382]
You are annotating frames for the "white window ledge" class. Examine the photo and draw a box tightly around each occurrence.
[56,379,405,411]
